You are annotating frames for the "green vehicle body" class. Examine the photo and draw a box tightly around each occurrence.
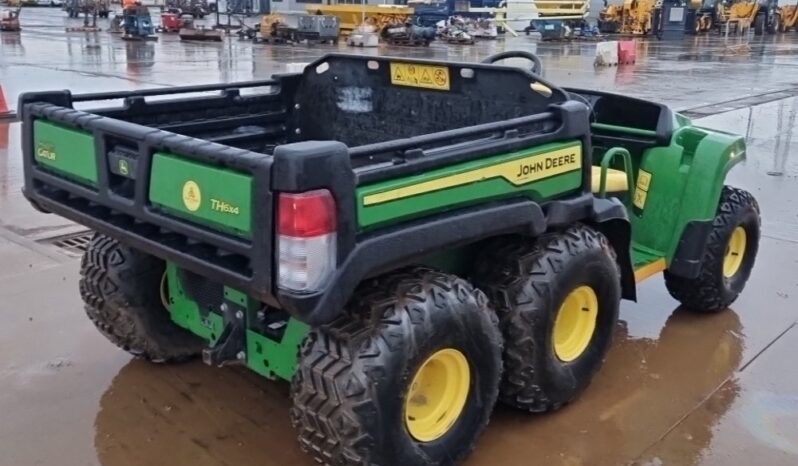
[163,121,741,380]
[22,54,745,382]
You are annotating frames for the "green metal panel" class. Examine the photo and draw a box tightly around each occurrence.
[166,262,225,344]
[357,141,583,229]
[149,153,253,238]
[165,261,309,382]
[32,120,98,186]
[629,119,746,262]
[246,319,310,381]
[631,242,664,268]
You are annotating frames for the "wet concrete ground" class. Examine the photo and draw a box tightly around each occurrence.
[2,7,798,466]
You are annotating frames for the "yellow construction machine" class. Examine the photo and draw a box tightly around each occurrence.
[716,0,758,30]
[598,0,657,35]
[690,0,721,33]
[716,0,781,35]
[306,4,412,35]
[600,0,791,35]
[777,1,798,31]
[534,0,589,19]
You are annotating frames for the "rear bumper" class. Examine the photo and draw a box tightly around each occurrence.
[21,97,278,305]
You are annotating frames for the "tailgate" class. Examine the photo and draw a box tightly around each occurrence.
[21,96,275,303]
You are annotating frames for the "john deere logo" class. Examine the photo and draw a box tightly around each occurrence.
[118,159,129,176]
[36,143,57,161]
[182,180,201,212]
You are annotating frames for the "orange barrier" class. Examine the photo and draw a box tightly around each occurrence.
[0,123,8,149]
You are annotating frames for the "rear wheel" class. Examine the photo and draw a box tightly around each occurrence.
[290,268,502,466]
[473,225,621,412]
[664,186,760,312]
[79,233,204,362]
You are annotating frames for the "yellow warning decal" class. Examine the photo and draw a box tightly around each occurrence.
[633,169,652,210]
[390,62,450,91]
[363,144,581,206]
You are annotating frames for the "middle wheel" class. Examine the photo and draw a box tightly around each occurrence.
[474,224,621,412]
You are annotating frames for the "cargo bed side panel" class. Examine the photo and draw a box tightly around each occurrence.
[150,154,254,238]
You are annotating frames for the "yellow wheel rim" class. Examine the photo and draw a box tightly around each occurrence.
[553,286,599,362]
[159,271,171,310]
[723,227,747,278]
[405,348,470,442]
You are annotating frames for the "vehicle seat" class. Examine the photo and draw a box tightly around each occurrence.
[591,166,628,194]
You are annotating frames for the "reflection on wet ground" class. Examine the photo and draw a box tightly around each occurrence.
[470,308,745,466]
[2,7,798,466]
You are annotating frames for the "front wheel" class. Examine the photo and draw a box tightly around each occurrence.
[290,268,502,466]
[664,186,760,312]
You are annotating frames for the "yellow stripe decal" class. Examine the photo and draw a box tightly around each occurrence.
[363,145,582,206]
[634,258,667,283]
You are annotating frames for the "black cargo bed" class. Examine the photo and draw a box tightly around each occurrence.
[20,54,590,307]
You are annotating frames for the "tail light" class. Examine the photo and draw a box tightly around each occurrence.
[277,189,337,293]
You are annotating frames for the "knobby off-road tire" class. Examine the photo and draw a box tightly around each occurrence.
[290,268,502,466]
[79,233,204,362]
[664,186,760,313]
[473,224,621,412]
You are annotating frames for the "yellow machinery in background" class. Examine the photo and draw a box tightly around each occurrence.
[717,0,783,35]
[598,0,657,35]
[778,2,798,31]
[306,4,412,34]
[534,0,589,19]
[716,0,759,29]
[259,13,283,36]
[691,0,718,33]
[598,3,623,32]
[598,0,794,35]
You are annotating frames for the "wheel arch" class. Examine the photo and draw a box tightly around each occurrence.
[278,198,550,326]
[666,129,746,260]
[586,197,636,301]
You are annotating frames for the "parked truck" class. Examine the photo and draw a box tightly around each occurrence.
[64,0,109,18]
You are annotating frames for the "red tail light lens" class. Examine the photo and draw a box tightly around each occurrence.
[277,189,337,293]
[278,190,337,238]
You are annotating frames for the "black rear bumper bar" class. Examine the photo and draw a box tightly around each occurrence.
[21,97,278,305]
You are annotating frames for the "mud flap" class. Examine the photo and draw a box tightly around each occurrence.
[590,197,636,301]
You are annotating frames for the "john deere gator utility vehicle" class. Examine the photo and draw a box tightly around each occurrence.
[19,51,759,465]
